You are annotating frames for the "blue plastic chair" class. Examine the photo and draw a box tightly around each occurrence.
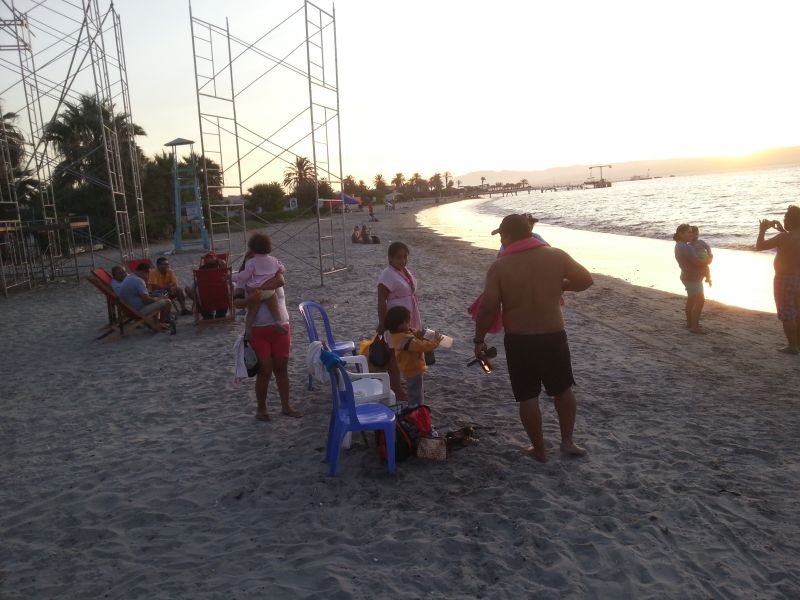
[298,301,356,389]
[325,362,396,476]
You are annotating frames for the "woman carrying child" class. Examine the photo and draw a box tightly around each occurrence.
[231,233,287,339]
[384,305,441,406]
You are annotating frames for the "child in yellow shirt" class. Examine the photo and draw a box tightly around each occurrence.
[384,305,441,406]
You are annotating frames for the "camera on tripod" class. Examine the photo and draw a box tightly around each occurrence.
[467,346,497,374]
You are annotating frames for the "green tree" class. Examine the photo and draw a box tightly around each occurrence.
[46,94,145,191]
[342,175,357,195]
[44,94,146,237]
[373,174,387,198]
[429,173,443,194]
[246,182,285,213]
[283,155,316,194]
[391,172,405,191]
[189,154,223,203]
[0,108,32,220]
[139,152,173,239]
[409,173,426,194]
[294,178,333,210]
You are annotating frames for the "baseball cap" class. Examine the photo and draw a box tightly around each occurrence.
[490,213,530,237]
[524,213,539,224]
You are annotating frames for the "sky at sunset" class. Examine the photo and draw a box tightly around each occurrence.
[7,0,800,185]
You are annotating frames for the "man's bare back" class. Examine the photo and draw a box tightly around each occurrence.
[484,246,593,334]
[474,213,593,463]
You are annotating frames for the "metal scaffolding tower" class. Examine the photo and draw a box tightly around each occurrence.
[189,0,348,285]
[0,0,147,297]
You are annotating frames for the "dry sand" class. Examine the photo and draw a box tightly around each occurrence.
[2,199,799,599]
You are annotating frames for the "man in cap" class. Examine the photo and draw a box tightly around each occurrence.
[492,213,546,253]
[474,213,593,462]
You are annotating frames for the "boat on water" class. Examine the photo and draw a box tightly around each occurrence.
[583,177,612,188]
[584,164,612,188]
[629,169,652,181]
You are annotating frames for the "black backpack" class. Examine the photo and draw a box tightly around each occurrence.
[376,405,432,462]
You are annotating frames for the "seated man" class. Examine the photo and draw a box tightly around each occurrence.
[184,251,230,319]
[149,257,192,315]
[118,262,175,332]
[110,265,126,295]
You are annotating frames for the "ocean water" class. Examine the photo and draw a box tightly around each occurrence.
[417,167,799,314]
[476,166,800,251]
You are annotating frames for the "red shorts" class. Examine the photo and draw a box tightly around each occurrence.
[250,324,291,360]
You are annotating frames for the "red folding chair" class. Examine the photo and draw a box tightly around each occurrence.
[86,272,160,339]
[192,266,234,325]
[125,258,153,273]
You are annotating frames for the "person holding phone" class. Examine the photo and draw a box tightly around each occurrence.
[756,205,800,354]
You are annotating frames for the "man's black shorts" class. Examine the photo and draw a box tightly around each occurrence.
[504,330,575,401]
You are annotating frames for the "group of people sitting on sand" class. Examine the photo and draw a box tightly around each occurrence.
[107,252,231,332]
[351,225,380,244]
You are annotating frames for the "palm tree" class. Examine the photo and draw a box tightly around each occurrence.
[282,155,316,193]
[429,173,443,194]
[45,94,145,191]
[189,154,223,202]
[480,176,486,188]
[342,175,357,195]
[1,108,25,175]
[0,108,32,220]
[391,172,405,191]
[409,173,422,193]
[521,178,529,188]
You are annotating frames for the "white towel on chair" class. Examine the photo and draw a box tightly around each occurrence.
[306,341,328,385]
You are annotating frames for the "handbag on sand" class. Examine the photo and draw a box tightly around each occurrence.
[417,436,447,461]
[244,339,260,377]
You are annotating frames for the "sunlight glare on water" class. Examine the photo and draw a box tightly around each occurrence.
[418,199,777,314]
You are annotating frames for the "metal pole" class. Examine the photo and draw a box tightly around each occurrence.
[226,16,246,252]
[305,0,323,286]
[331,4,347,269]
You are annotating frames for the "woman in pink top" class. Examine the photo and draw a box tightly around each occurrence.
[377,241,420,401]
[231,232,286,337]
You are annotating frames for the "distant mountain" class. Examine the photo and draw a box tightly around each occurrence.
[457,146,800,187]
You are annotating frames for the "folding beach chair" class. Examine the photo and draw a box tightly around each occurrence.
[192,266,234,326]
[90,268,117,331]
[85,272,160,339]
[125,258,153,273]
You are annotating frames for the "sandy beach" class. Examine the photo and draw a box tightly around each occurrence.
[2,199,799,599]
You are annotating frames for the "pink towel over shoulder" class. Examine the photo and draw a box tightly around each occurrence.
[467,236,548,333]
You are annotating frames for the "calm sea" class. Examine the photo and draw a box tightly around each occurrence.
[476,166,799,251]
[417,166,800,313]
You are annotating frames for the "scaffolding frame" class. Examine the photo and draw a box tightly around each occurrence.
[0,0,147,297]
[189,0,348,285]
